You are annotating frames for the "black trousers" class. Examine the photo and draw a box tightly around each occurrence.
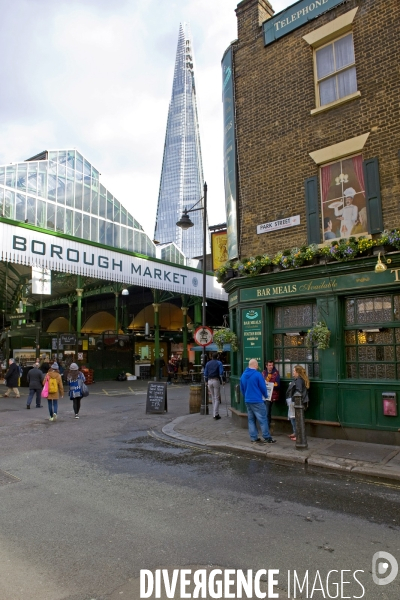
[73,397,82,415]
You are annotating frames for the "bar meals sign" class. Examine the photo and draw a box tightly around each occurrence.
[263,0,343,46]
[257,215,300,235]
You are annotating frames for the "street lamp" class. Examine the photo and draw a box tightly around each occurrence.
[177,182,208,415]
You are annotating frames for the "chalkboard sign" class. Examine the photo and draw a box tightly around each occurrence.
[146,382,168,414]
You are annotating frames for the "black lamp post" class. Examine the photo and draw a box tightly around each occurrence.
[176,182,208,415]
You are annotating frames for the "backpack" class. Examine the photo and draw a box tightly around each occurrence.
[48,376,58,394]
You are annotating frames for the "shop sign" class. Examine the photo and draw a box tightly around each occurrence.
[240,268,400,302]
[60,334,76,345]
[0,222,227,301]
[257,215,300,235]
[229,291,238,307]
[263,0,343,46]
[242,308,263,370]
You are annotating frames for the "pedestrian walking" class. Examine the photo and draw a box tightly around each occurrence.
[39,355,50,375]
[26,363,44,408]
[240,359,276,444]
[262,359,281,430]
[45,363,64,421]
[67,363,86,418]
[204,352,224,420]
[167,357,175,385]
[286,365,310,441]
[2,359,21,398]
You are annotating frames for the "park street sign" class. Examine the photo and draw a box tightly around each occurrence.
[257,215,300,235]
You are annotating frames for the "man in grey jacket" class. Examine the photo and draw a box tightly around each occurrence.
[26,365,44,408]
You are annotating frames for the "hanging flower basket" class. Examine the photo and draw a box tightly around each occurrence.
[305,321,331,350]
[213,328,239,352]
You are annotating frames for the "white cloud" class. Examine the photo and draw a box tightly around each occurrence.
[0,0,294,237]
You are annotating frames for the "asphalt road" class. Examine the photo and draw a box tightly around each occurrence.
[0,382,399,600]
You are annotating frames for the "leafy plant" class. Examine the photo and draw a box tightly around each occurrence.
[305,321,331,350]
[329,238,358,261]
[272,251,283,266]
[213,328,239,352]
[357,236,375,252]
[386,229,400,250]
[302,243,319,261]
[290,248,304,267]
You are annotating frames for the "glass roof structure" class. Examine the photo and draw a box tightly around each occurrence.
[0,149,156,258]
[154,24,209,259]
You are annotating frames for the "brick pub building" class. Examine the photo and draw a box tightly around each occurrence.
[223,0,400,442]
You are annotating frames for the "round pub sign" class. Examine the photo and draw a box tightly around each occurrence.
[194,326,213,346]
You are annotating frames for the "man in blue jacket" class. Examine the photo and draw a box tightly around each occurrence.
[240,359,276,444]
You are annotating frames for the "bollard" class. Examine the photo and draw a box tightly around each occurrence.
[293,391,308,450]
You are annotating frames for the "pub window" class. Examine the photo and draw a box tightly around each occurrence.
[273,303,319,380]
[315,33,357,108]
[345,295,400,379]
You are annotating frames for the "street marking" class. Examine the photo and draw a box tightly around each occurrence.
[99,389,146,396]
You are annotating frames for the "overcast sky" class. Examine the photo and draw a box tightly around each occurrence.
[0,0,293,238]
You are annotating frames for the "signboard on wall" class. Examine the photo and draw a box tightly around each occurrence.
[211,230,228,270]
[1,222,227,301]
[240,267,400,303]
[241,307,263,371]
[222,46,239,260]
[263,0,344,46]
[257,215,300,235]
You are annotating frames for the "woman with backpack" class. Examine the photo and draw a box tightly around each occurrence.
[67,363,86,419]
[45,363,64,422]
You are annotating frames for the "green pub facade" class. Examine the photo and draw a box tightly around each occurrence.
[227,258,400,444]
[222,0,400,443]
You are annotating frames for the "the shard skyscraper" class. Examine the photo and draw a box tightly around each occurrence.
[154,24,207,259]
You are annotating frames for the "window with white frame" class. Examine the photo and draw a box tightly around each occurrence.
[315,33,357,107]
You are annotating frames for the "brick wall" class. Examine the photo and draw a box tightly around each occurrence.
[233,0,400,258]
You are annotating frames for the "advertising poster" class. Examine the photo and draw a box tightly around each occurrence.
[211,230,228,270]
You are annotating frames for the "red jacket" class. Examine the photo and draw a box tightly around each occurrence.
[262,368,281,402]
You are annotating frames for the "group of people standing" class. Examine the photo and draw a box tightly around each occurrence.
[2,358,86,421]
[240,358,310,444]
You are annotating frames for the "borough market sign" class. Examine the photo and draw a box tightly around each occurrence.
[0,222,227,301]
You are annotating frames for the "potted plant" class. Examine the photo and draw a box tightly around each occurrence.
[302,244,319,265]
[357,236,375,256]
[333,237,359,261]
[305,321,331,350]
[215,264,228,283]
[318,244,333,263]
[213,328,239,352]
[259,253,273,273]
[272,251,283,271]
[240,257,260,276]
[290,247,305,268]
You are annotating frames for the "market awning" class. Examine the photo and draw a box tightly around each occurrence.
[190,344,231,352]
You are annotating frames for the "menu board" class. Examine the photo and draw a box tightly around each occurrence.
[146,382,168,414]
[242,307,263,371]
